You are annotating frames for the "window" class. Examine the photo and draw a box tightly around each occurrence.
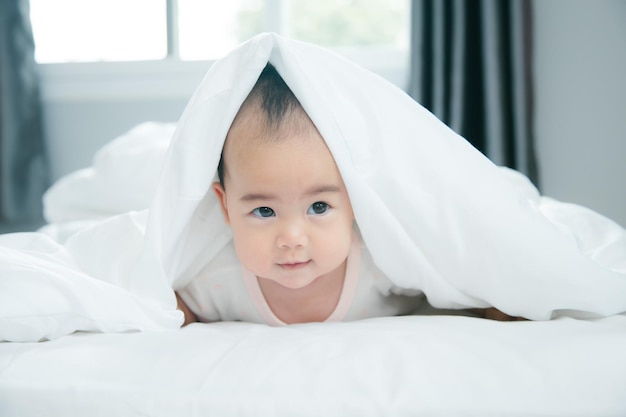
[177,0,409,61]
[31,0,409,63]
[30,0,410,101]
[30,0,168,63]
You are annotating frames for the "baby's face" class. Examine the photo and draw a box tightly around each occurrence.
[213,125,354,290]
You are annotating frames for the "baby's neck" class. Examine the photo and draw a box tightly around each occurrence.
[256,261,347,324]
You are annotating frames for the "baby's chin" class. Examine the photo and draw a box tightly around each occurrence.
[256,272,321,291]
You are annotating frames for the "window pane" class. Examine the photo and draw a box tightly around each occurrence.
[178,0,263,61]
[178,0,408,61]
[283,0,409,49]
[30,0,167,63]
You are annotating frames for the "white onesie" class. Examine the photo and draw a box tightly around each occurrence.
[178,231,424,325]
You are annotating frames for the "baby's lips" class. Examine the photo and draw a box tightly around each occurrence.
[277,260,312,270]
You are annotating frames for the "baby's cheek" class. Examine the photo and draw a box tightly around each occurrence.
[322,229,351,264]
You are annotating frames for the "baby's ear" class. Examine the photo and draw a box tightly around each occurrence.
[212,182,230,225]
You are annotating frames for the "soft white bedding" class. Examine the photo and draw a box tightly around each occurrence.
[2,315,626,417]
[1,33,626,416]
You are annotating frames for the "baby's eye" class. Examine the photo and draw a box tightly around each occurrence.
[252,207,275,218]
[307,202,329,215]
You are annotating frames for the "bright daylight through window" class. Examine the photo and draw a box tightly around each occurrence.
[30,0,409,63]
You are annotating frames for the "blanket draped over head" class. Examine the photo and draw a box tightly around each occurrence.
[1,33,625,342]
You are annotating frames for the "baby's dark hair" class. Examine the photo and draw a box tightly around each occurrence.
[251,63,302,128]
[217,63,305,187]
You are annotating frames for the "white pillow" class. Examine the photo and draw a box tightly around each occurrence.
[0,222,181,342]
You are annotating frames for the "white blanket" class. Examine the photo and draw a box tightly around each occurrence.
[1,33,626,343]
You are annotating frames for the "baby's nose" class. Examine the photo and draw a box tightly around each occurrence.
[276,220,308,249]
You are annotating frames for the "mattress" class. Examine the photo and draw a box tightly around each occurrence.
[2,315,626,416]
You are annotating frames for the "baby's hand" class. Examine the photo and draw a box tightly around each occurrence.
[469,307,527,321]
[175,292,198,326]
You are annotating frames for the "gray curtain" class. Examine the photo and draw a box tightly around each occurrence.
[0,0,49,227]
[408,0,538,184]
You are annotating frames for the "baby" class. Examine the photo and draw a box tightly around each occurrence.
[175,63,517,325]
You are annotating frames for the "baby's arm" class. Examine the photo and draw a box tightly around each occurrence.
[469,307,527,321]
[175,291,198,326]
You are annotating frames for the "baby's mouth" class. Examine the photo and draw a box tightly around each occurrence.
[277,260,311,270]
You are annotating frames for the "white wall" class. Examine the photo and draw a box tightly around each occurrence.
[533,0,626,227]
[43,99,187,179]
[39,60,210,179]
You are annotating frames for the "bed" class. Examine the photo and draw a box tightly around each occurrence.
[1,34,626,416]
[2,315,626,416]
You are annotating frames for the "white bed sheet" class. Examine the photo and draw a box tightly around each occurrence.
[2,315,626,417]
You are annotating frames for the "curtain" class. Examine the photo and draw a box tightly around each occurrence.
[408,0,538,184]
[0,0,49,228]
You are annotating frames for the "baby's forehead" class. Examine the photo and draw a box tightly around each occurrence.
[225,103,320,151]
